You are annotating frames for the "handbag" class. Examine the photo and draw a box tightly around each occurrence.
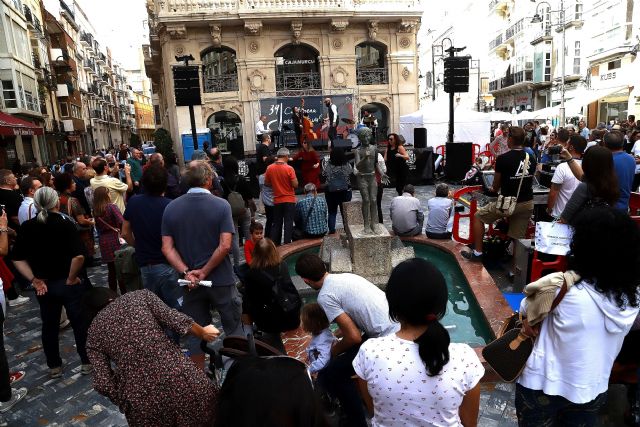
[97,216,126,246]
[482,279,568,382]
[488,152,529,217]
[535,221,574,255]
[292,196,317,241]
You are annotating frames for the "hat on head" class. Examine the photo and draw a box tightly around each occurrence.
[276,148,290,158]
[612,124,621,130]
[565,124,575,130]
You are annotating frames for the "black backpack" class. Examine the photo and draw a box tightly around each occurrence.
[251,269,302,333]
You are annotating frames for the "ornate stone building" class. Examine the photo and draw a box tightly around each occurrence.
[143,0,422,159]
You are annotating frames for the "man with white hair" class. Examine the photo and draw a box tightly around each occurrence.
[294,183,328,238]
[324,98,339,145]
[255,115,271,143]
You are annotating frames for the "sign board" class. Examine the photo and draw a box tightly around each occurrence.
[173,66,201,107]
[258,95,354,146]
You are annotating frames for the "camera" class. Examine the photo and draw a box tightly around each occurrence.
[548,145,563,155]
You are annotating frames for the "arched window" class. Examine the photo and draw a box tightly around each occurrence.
[360,102,389,142]
[274,44,321,93]
[201,47,238,93]
[356,42,388,85]
[207,111,244,158]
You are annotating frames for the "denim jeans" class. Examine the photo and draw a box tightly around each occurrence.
[36,279,90,368]
[325,190,352,234]
[231,211,251,265]
[140,263,180,310]
[0,307,10,402]
[515,383,607,427]
[271,203,296,245]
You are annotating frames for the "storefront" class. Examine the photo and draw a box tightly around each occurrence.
[0,112,44,169]
[588,55,638,125]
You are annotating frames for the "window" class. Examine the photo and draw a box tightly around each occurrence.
[356,42,388,85]
[71,104,81,119]
[574,1,583,20]
[573,41,581,75]
[154,105,161,125]
[608,59,621,70]
[544,51,552,82]
[1,80,17,108]
[59,102,69,117]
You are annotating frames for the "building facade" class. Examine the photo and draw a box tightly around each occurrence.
[133,90,154,142]
[0,0,46,168]
[144,0,422,159]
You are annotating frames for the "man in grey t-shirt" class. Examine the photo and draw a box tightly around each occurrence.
[296,254,398,427]
[425,183,453,239]
[161,161,242,369]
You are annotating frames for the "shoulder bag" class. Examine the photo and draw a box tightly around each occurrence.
[488,152,529,217]
[97,210,126,246]
[482,278,568,382]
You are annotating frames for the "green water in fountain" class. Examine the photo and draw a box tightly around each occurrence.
[285,243,493,347]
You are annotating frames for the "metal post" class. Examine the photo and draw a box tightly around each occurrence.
[431,46,437,101]
[559,0,566,126]
[477,60,481,112]
[448,48,455,144]
[188,104,198,151]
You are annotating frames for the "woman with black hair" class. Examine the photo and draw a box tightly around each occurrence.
[214,356,328,427]
[353,258,484,426]
[560,145,619,224]
[322,148,353,234]
[384,133,409,196]
[515,207,640,426]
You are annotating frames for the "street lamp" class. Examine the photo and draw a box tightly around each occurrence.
[531,0,566,126]
[470,59,481,112]
[431,38,453,101]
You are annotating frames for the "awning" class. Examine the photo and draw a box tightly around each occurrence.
[0,112,43,137]
[564,85,628,115]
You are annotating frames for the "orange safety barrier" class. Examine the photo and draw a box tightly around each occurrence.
[530,250,567,282]
[452,186,482,244]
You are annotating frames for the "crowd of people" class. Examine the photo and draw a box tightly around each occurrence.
[0,117,635,427]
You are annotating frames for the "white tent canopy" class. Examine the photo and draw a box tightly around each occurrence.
[399,102,491,148]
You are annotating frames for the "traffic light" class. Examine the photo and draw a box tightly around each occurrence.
[172,65,201,106]
[443,55,470,94]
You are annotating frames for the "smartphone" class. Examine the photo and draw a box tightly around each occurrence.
[0,204,5,216]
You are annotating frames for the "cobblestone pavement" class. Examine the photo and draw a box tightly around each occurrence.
[0,185,627,426]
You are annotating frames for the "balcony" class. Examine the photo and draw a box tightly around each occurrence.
[90,109,105,121]
[154,0,422,17]
[23,5,34,27]
[276,72,321,93]
[489,34,504,51]
[531,26,552,45]
[505,18,525,41]
[356,67,388,85]
[203,74,238,93]
[489,70,533,93]
[96,53,106,65]
[32,53,41,69]
[80,32,93,47]
[60,0,75,20]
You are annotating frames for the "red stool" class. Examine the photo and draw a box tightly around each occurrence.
[471,144,481,162]
[530,250,567,282]
[452,186,482,244]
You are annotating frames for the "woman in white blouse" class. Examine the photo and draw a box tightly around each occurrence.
[353,258,484,427]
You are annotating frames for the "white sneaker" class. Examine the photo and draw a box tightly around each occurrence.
[0,387,27,413]
[7,296,29,307]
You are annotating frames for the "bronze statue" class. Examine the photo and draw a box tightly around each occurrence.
[354,127,389,234]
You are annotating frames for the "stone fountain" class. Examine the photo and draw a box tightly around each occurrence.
[320,201,415,287]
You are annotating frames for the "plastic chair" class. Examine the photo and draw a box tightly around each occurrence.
[435,144,446,158]
[530,250,567,282]
[478,150,494,165]
[452,186,482,244]
[629,192,640,216]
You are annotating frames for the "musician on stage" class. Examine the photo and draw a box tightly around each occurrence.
[255,115,271,143]
[292,107,303,145]
[324,98,339,146]
[360,110,378,128]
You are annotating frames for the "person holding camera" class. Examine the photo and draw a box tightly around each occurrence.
[547,135,587,218]
[90,158,132,214]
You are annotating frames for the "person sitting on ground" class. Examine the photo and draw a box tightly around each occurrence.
[425,183,453,240]
[243,221,264,265]
[243,238,300,353]
[295,183,328,239]
[214,356,328,427]
[461,126,536,265]
[354,258,484,426]
[295,254,399,427]
[547,135,587,219]
[390,184,423,237]
[301,302,336,376]
[559,146,619,225]
[515,207,640,426]
[85,288,219,427]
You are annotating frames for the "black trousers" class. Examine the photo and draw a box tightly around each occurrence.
[264,204,274,239]
[376,184,384,223]
[328,126,338,143]
[37,279,90,368]
[270,203,296,245]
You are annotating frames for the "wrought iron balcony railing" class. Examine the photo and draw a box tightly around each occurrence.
[276,72,321,92]
[203,74,238,93]
[356,67,388,85]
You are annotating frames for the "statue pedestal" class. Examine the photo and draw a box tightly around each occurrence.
[347,224,392,277]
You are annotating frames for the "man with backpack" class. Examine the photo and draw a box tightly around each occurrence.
[264,148,298,245]
[221,156,253,266]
